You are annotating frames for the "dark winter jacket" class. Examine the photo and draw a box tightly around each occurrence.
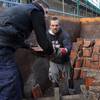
[47,29,72,64]
[0,3,53,55]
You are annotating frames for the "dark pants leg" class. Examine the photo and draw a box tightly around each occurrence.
[0,55,22,100]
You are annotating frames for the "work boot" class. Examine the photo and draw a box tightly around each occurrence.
[32,84,43,99]
[68,88,75,95]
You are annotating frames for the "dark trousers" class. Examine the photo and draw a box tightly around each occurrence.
[0,47,22,100]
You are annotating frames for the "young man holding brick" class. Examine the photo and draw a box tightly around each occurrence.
[47,16,74,95]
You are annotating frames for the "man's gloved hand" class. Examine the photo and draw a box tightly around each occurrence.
[48,48,68,60]
[55,47,67,57]
[60,48,68,56]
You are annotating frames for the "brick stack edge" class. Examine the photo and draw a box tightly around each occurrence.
[70,38,100,89]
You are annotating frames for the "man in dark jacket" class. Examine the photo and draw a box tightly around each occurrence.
[0,0,53,99]
[48,16,73,95]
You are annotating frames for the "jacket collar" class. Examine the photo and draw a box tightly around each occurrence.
[49,29,62,36]
[49,30,55,35]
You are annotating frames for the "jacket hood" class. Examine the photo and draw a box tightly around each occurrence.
[33,2,44,15]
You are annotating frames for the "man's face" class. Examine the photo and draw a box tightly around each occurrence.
[50,20,60,34]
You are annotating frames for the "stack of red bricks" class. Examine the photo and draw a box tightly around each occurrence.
[70,38,100,89]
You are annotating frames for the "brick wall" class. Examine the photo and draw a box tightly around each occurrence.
[80,17,100,39]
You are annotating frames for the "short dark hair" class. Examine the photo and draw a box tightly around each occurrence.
[51,16,59,21]
[33,0,49,8]
[50,16,61,25]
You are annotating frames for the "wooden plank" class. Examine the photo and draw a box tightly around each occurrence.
[37,97,54,100]
[62,94,82,100]
[54,87,60,100]
[37,95,82,100]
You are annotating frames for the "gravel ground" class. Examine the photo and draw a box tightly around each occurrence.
[23,78,84,100]
[44,78,84,97]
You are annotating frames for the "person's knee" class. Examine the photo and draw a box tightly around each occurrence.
[49,72,58,83]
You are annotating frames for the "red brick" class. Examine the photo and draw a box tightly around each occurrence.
[91,53,99,62]
[70,50,77,59]
[83,48,93,57]
[83,58,91,68]
[95,39,100,46]
[80,70,87,79]
[77,38,84,46]
[83,40,91,47]
[90,62,99,70]
[75,57,83,68]
[98,59,100,68]
[93,46,100,53]
[85,77,95,89]
[73,57,83,79]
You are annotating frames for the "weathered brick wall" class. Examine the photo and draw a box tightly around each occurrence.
[61,18,81,42]
[70,38,100,90]
[80,17,100,39]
